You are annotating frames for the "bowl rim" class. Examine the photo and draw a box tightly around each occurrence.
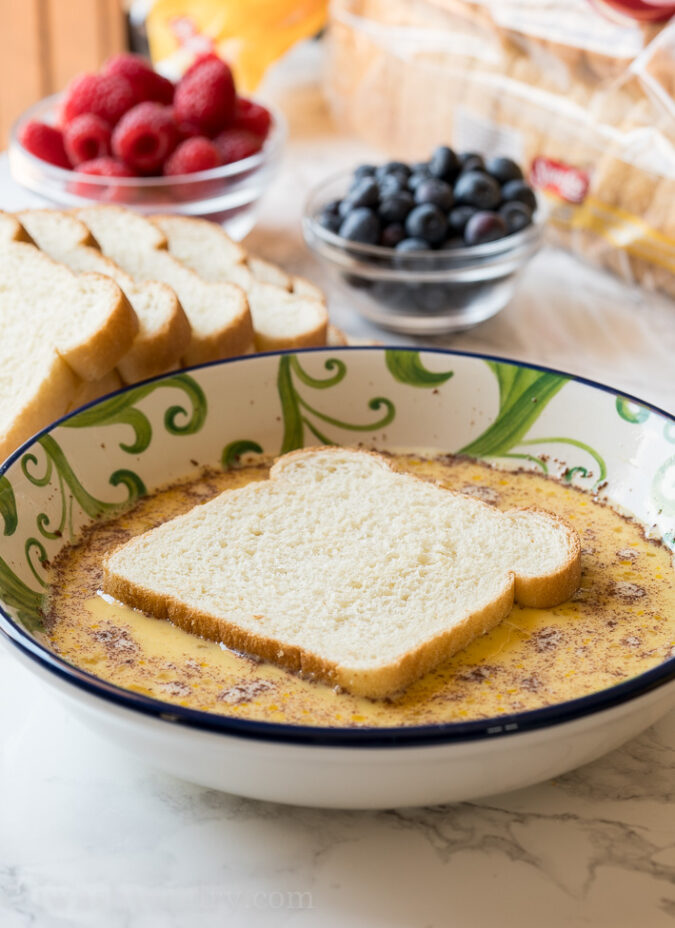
[303,168,546,264]
[1,346,674,749]
[9,92,286,186]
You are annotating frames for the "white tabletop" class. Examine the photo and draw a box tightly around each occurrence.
[2,42,675,928]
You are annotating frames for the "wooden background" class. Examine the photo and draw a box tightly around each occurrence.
[0,0,126,146]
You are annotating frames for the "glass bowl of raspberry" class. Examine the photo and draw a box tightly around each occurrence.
[303,156,545,335]
[8,54,286,240]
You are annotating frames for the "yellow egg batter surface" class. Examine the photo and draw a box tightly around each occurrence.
[44,454,675,727]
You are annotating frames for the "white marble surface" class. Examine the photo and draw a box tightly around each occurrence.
[2,41,675,928]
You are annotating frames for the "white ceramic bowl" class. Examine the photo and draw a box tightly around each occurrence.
[1,347,674,808]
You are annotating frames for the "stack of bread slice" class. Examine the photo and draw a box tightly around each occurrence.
[0,206,333,461]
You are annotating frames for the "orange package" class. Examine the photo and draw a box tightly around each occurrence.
[147,0,328,91]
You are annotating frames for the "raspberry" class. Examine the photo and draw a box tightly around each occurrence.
[103,53,174,105]
[233,98,271,140]
[62,72,136,127]
[112,102,178,174]
[183,52,222,80]
[77,157,135,177]
[214,128,263,165]
[164,137,221,175]
[18,121,71,168]
[173,57,235,136]
[63,114,111,165]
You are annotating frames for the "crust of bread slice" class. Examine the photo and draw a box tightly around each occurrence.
[153,215,328,351]
[0,211,35,245]
[18,210,191,383]
[0,352,80,461]
[75,206,254,366]
[103,447,582,699]
[0,237,137,458]
[67,369,124,413]
[0,239,138,382]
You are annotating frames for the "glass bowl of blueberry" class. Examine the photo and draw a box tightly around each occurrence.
[303,146,544,334]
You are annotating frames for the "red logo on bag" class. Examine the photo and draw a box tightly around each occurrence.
[530,157,590,205]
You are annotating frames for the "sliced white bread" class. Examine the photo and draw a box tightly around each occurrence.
[153,215,328,351]
[17,210,191,384]
[67,369,124,413]
[0,237,137,459]
[0,211,35,245]
[103,447,582,699]
[75,206,254,366]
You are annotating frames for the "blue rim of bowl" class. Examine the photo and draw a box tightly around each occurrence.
[0,346,673,749]
[9,93,286,186]
[303,169,546,263]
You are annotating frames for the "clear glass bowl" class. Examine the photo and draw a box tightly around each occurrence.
[9,94,286,240]
[303,171,545,334]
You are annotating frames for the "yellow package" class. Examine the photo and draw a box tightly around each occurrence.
[147,0,328,91]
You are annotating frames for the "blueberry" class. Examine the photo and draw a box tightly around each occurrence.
[485,156,523,184]
[317,207,342,234]
[414,178,454,212]
[339,207,381,244]
[499,200,532,233]
[453,170,501,210]
[380,222,406,248]
[346,177,380,209]
[459,152,485,172]
[448,205,476,234]
[379,191,415,223]
[376,161,411,181]
[353,163,376,181]
[429,145,459,181]
[410,161,431,174]
[464,211,507,245]
[395,237,431,253]
[407,169,432,192]
[381,174,409,197]
[440,236,466,249]
[405,203,448,246]
[501,180,537,212]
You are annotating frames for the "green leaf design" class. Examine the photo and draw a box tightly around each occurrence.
[290,355,346,389]
[459,364,568,457]
[23,435,146,542]
[616,396,650,424]
[275,354,396,454]
[25,538,49,589]
[0,556,44,633]
[64,374,206,453]
[520,437,607,486]
[0,476,17,536]
[458,363,609,488]
[279,356,305,454]
[222,440,263,469]
[385,350,454,388]
[277,355,396,454]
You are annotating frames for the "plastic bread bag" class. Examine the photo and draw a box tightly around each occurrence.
[325,0,675,296]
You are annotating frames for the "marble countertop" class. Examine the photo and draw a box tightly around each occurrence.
[2,42,675,928]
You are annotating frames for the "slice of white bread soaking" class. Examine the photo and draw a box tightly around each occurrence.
[103,448,582,699]
[0,231,137,459]
[153,215,328,351]
[17,210,191,384]
[75,206,254,365]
